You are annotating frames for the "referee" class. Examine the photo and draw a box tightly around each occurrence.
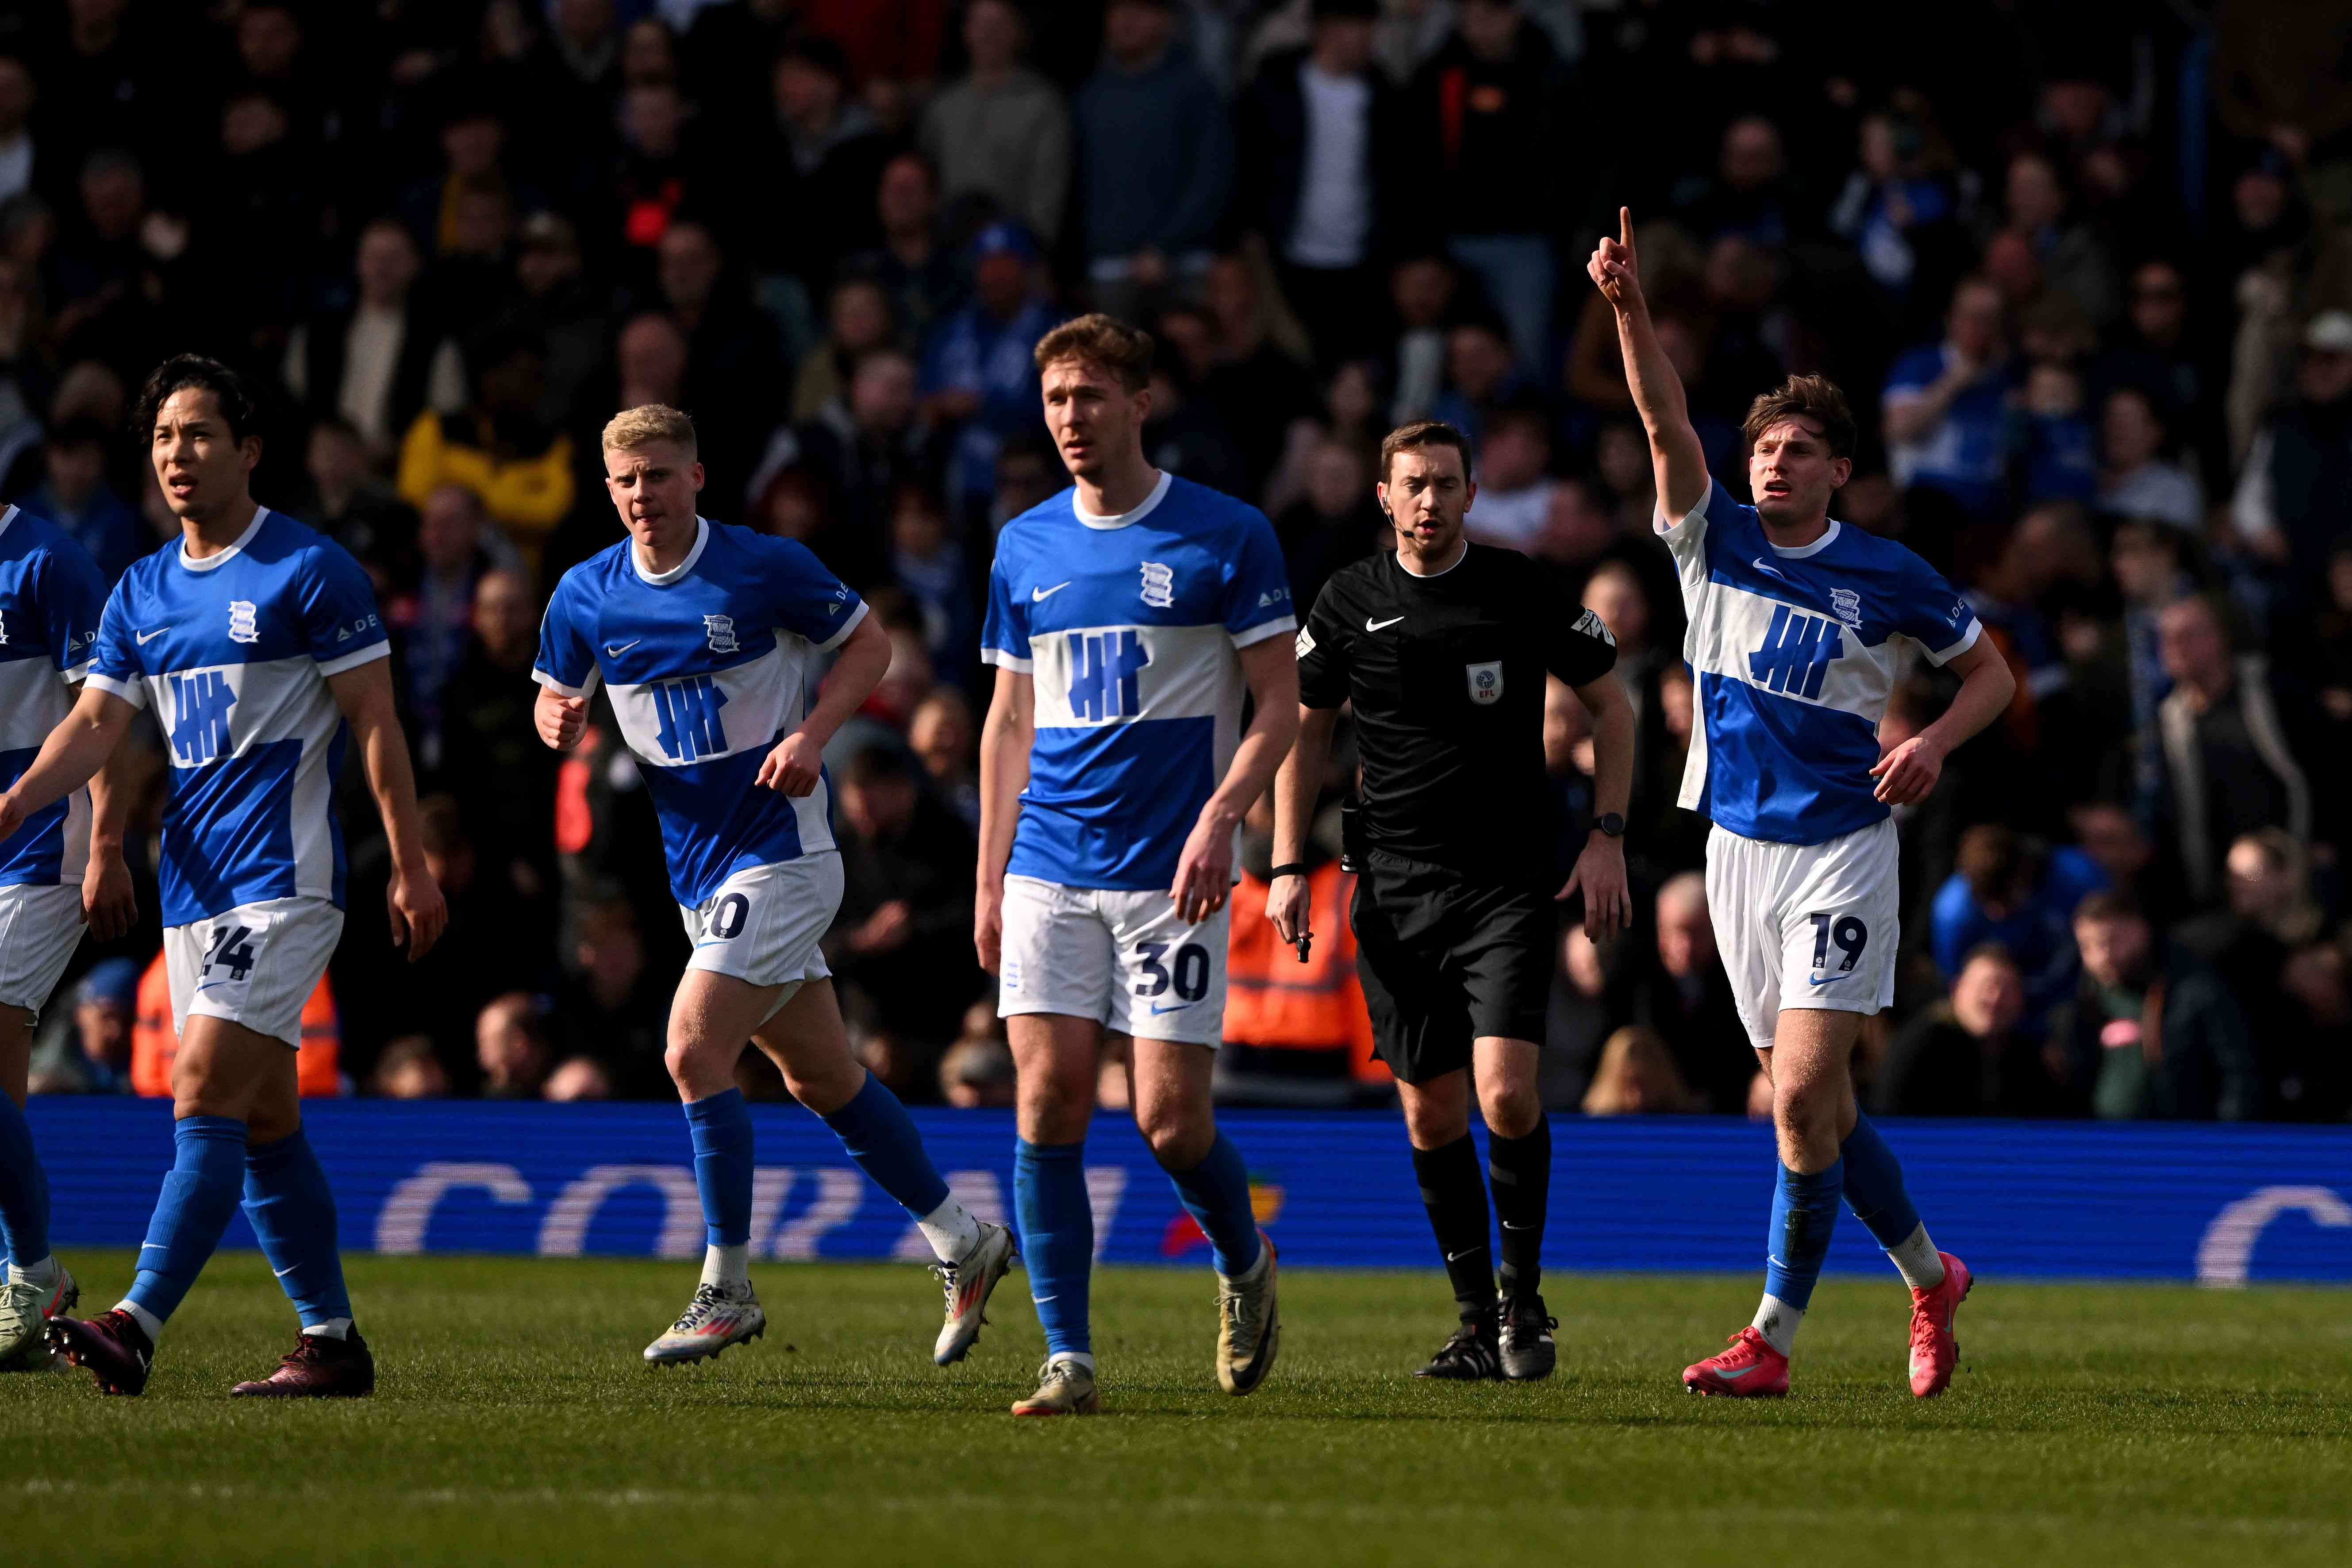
[1269,420,1633,1382]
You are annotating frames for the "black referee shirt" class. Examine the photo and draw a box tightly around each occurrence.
[1295,543,1617,880]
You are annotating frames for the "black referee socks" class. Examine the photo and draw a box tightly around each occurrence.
[1410,1134,1495,1318]
[1487,1115,1551,1301]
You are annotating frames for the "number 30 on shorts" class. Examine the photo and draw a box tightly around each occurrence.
[1808,912,1868,973]
[1134,941,1211,1001]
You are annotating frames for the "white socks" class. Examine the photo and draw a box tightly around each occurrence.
[701,1243,751,1291]
[116,1300,164,1342]
[1885,1222,1946,1292]
[305,1317,353,1341]
[1751,1294,1803,1357]
[7,1256,58,1289]
[918,1195,982,1266]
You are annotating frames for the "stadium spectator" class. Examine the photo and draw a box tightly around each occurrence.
[851,152,967,357]
[396,327,576,571]
[2052,891,2262,1121]
[758,36,889,290]
[1406,0,1573,373]
[827,745,983,1056]
[506,211,613,431]
[2151,594,2321,906]
[1582,1026,1706,1116]
[543,1055,614,1102]
[476,990,555,1100]
[752,346,936,591]
[1876,945,2069,1117]
[1460,400,1554,551]
[1271,433,1384,612]
[1618,872,1752,1114]
[0,56,40,210]
[2230,309,2352,588]
[19,415,143,584]
[24,957,138,1095]
[552,887,669,1098]
[1672,115,1813,251]
[940,1029,1018,1110]
[907,686,980,829]
[918,0,1070,246]
[1929,825,2106,1030]
[2173,828,2326,1117]
[1884,274,2017,528]
[793,276,896,423]
[1073,0,1235,319]
[369,1036,452,1100]
[653,219,783,494]
[292,417,417,594]
[921,222,1055,520]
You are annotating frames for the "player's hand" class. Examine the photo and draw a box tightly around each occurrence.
[974,882,1004,973]
[1587,208,1645,314]
[1559,833,1632,942]
[388,857,448,962]
[0,791,22,847]
[1170,805,1238,925]
[536,689,587,751]
[82,845,138,942]
[1869,733,1946,805]
[1266,872,1312,947]
[756,730,823,796]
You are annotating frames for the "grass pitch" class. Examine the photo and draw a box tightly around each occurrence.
[2,1252,2348,1567]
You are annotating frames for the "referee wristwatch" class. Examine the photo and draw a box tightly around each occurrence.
[1591,812,1625,839]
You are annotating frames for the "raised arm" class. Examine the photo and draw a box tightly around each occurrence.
[974,664,1034,973]
[1171,635,1300,925]
[0,684,137,845]
[1587,208,1710,521]
[329,657,447,960]
[1266,702,1340,946]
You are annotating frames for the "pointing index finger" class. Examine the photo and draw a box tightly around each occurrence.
[1619,206,1633,249]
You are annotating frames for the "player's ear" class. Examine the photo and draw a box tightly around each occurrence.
[689,461,705,494]
[1829,457,1852,490]
[238,434,262,471]
[1375,480,1390,517]
[1462,478,1478,512]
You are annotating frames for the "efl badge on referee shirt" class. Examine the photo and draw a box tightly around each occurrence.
[1466,660,1503,705]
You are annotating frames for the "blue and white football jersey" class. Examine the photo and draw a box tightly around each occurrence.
[85,508,389,925]
[534,518,866,907]
[1661,480,1979,846]
[0,505,108,888]
[981,472,1295,890]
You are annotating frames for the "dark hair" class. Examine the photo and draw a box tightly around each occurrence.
[1034,313,1155,392]
[131,354,263,446]
[1741,373,1856,461]
[1378,419,1473,483]
[1958,941,2022,975]
[48,415,111,450]
[1955,824,2039,902]
[846,745,919,788]
[2073,888,2146,927]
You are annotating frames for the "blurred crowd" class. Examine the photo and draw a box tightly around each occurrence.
[8,0,2352,1124]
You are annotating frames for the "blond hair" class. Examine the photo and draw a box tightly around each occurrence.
[602,403,698,457]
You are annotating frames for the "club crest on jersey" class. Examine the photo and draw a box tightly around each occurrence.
[1139,561,1175,609]
[1829,588,1864,630]
[703,613,739,654]
[1466,660,1503,705]
[227,600,259,644]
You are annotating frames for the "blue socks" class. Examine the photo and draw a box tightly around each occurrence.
[1164,1130,1261,1278]
[1014,1138,1093,1360]
[242,1129,352,1331]
[1762,1158,1843,1312]
[684,1088,755,1248]
[822,1072,950,1218]
[126,1116,249,1326]
[0,1092,50,1268]
[1838,1113,1922,1249]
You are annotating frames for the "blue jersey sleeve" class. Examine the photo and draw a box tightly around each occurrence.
[85,577,147,709]
[41,538,108,680]
[533,570,602,698]
[760,537,865,651]
[298,539,391,675]
[1893,552,1980,664]
[1221,511,1296,647]
[980,549,1032,672]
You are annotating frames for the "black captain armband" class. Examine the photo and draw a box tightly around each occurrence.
[1269,862,1310,880]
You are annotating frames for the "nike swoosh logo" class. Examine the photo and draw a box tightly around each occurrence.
[1445,1248,1482,1262]
[1714,1363,1762,1380]
[1751,557,1788,581]
[193,980,231,994]
[1806,973,1847,987]
[274,1264,300,1277]
[1501,1222,1534,1230]
[137,627,169,644]
[1032,582,1072,602]
[140,1243,165,1253]
[1366,615,1404,631]
[604,640,642,656]
[1148,1000,1197,1015]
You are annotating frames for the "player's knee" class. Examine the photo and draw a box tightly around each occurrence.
[1480,1083,1541,1139]
[1401,1094,1470,1150]
[1137,1103,1212,1169]
[1772,1078,1840,1146]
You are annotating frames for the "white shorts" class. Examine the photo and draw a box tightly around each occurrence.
[164,897,343,1050]
[0,883,88,1021]
[996,875,1229,1046]
[680,853,840,1017]
[1704,819,1899,1053]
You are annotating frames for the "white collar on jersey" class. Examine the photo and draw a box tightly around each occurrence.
[631,515,710,585]
[1072,469,1172,530]
[179,507,270,573]
[1767,517,1842,558]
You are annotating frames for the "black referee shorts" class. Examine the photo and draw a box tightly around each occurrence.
[1350,848,1555,1084]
